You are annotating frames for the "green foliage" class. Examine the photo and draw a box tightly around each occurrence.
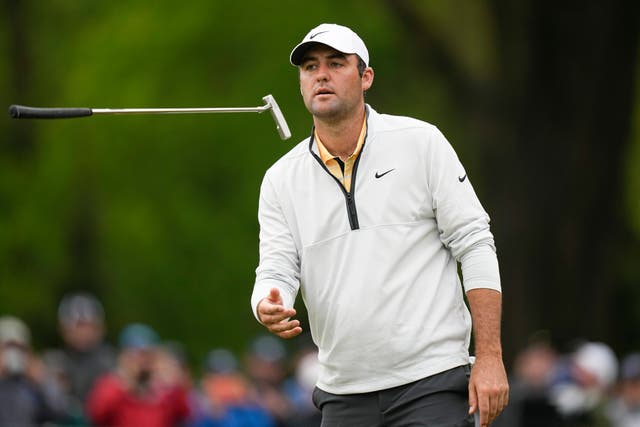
[1,0,639,365]
[0,0,437,361]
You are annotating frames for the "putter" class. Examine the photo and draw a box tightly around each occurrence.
[8,94,291,140]
[467,355,482,427]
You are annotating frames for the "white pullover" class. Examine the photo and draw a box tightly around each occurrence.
[252,106,501,394]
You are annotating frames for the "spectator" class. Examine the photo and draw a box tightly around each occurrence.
[43,292,116,424]
[86,323,190,427]
[493,337,562,427]
[550,341,618,427]
[0,315,58,426]
[160,340,194,393]
[606,352,640,427]
[244,335,292,427]
[282,340,321,427]
[189,348,274,427]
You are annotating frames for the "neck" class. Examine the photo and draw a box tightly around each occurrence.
[314,105,366,160]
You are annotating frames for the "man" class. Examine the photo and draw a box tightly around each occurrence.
[251,23,509,426]
[56,292,116,401]
[41,292,116,424]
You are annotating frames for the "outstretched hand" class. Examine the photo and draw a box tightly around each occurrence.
[257,288,302,339]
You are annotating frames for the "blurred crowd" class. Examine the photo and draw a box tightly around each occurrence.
[0,292,320,427]
[493,334,640,427]
[1,293,640,427]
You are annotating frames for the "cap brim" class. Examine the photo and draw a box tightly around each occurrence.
[289,40,367,67]
[290,41,318,66]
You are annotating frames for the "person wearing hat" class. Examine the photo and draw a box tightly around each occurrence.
[606,352,640,427]
[549,341,619,425]
[43,292,116,423]
[0,315,58,425]
[251,23,508,426]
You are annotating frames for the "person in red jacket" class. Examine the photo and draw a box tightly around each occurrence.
[86,323,189,427]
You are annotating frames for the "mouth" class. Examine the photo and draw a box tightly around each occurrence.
[314,87,334,97]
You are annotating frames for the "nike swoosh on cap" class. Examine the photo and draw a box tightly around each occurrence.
[309,31,329,39]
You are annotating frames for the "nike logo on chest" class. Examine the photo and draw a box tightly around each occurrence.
[375,169,395,179]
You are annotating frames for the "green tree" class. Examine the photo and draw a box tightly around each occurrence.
[1,0,639,368]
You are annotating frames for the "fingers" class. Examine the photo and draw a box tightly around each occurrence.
[257,288,290,323]
[483,377,509,425]
[496,387,509,421]
[469,388,491,427]
[262,303,296,326]
[257,288,303,339]
[269,317,300,333]
[468,383,489,426]
[480,392,491,426]
[478,392,509,425]
[258,302,297,325]
[468,382,477,415]
[272,321,303,339]
[468,364,510,426]
[471,391,504,426]
[263,313,302,340]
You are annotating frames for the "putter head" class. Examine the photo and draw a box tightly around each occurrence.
[262,95,291,140]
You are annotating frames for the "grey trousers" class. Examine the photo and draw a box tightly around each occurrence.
[312,365,475,427]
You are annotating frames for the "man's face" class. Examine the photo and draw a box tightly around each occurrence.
[0,343,28,375]
[61,320,104,352]
[298,45,373,121]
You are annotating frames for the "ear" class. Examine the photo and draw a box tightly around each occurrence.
[361,67,374,92]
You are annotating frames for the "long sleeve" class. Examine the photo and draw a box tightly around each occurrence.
[460,244,501,292]
[425,127,500,292]
[251,173,301,321]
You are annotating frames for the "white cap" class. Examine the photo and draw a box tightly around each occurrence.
[0,316,30,347]
[290,23,369,67]
[574,341,618,388]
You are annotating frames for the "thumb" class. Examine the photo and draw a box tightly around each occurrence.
[268,288,282,303]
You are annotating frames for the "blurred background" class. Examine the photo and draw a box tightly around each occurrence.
[1,1,639,424]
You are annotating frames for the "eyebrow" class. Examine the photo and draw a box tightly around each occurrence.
[301,51,348,64]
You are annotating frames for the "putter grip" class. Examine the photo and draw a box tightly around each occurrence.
[9,105,93,119]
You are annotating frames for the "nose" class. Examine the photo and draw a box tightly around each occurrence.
[315,62,330,82]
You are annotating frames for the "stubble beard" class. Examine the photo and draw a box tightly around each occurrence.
[306,95,361,124]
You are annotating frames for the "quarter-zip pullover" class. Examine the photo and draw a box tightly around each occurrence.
[252,106,501,394]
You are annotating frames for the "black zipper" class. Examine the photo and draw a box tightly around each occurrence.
[308,110,368,231]
[310,144,360,230]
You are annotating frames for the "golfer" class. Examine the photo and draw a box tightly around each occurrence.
[251,23,509,426]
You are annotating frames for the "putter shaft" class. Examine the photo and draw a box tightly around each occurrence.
[8,94,291,140]
[92,105,270,115]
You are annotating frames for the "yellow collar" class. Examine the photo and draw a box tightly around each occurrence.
[315,117,367,164]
